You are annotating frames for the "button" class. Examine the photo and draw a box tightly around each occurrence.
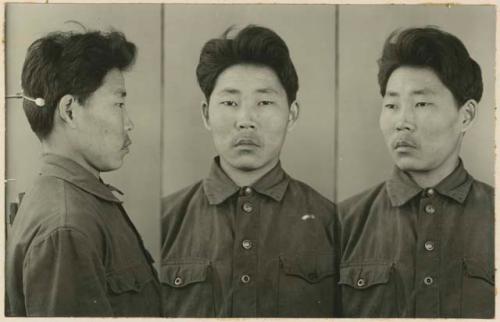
[242,202,253,213]
[174,276,183,286]
[243,186,252,196]
[242,239,253,250]
[425,204,435,214]
[241,274,251,284]
[426,188,435,197]
[424,241,434,251]
[356,278,366,287]
[423,276,433,286]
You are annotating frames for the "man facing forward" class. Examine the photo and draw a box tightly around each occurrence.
[338,27,493,318]
[6,30,161,316]
[161,25,339,317]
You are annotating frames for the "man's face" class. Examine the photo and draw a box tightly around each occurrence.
[379,66,466,176]
[73,68,133,173]
[203,64,297,173]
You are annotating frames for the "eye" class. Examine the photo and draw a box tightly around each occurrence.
[220,100,237,107]
[115,102,125,109]
[384,103,396,110]
[258,100,275,106]
[415,102,431,108]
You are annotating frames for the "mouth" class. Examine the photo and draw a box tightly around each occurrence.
[122,138,132,150]
[393,138,417,151]
[233,137,261,148]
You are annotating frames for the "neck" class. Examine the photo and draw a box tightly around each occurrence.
[407,157,460,188]
[42,134,100,179]
[219,158,279,187]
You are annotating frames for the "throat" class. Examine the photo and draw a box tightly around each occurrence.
[408,158,460,188]
[219,158,278,187]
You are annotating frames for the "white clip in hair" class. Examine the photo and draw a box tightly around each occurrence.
[6,92,45,107]
[23,95,45,107]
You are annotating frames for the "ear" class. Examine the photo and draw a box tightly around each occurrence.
[57,94,79,128]
[201,101,211,130]
[286,100,300,132]
[459,99,477,132]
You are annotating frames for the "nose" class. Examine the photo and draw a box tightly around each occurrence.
[395,103,415,132]
[235,103,256,130]
[124,108,134,131]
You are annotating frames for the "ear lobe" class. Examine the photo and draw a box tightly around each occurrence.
[57,95,78,128]
[287,100,300,132]
[200,101,211,130]
[460,99,477,132]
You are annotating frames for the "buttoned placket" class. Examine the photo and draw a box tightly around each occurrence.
[414,188,440,317]
[232,186,258,316]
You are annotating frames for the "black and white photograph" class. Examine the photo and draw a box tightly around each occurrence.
[2,1,496,319]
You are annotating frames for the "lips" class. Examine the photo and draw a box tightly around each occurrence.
[233,136,261,148]
[122,137,132,150]
[392,138,417,150]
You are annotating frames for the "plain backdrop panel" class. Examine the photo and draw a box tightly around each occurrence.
[337,4,495,202]
[162,4,336,202]
[5,3,162,264]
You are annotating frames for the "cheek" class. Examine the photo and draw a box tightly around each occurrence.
[378,112,392,137]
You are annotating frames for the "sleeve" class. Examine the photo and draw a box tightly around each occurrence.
[22,227,114,316]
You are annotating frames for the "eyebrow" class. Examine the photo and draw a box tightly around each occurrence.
[217,87,279,95]
[218,88,240,95]
[385,88,436,97]
[256,88,279,95]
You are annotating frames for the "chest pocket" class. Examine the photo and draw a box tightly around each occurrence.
[278,253,336,317]
[161,258,214,317]
[461,258,494,318]
[339,263,398,317]
[106,264,160,316]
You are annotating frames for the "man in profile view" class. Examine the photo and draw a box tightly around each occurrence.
[338,27,493,318]
[161,25,339,317]
[6,29,161,316]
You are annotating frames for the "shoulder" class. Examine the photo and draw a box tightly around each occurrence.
[337,181,387,221]
[470,178,494,198]
[13,176,107,244]
[468,177,494,210]
[161,180,205,218]
[286,177,335,212]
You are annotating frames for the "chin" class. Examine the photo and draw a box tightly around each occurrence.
[98,159,125,172]
[224,155,264,172]
[394,157,428,173]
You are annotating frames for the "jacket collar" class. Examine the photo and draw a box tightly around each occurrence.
[386,159,473,207]
[39,154,122,203]
[203,157,289,205]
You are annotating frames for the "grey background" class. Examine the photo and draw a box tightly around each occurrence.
[4,4,495,271]
[162,4,337,201]
[337,4,496,201]
[5,4,163,265]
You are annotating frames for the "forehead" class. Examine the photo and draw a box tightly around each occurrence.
[385,66,448,95]
[212,64,285,96]
[95,68,126,96]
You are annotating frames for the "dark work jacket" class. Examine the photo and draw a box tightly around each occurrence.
[161,157,340,317]
[338,161,494,318]
[6,154,161,316]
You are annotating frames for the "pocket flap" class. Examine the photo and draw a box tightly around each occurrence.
[280,253,335,283]
[339,263,392,289]
[161,258,210,288]
[106,264,153,294]
[464,258,494,285]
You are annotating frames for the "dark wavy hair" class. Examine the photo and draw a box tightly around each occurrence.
[21,29,137,139]
[196,25,299,105]
[377,26,482,106]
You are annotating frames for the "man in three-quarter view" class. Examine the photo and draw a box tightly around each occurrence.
[161,25,339,317]
[338,27,493,318]
[6,30,161,316]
